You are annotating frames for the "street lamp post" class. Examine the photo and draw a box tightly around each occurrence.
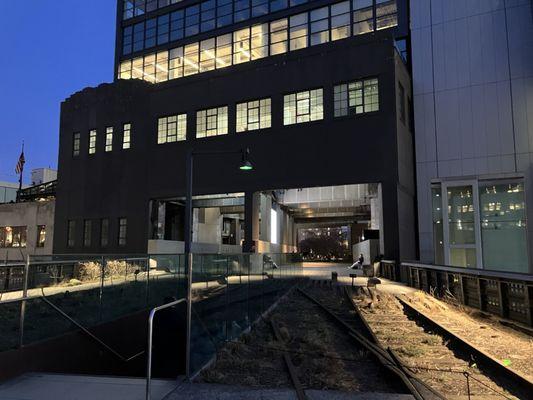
[184,147,253,378]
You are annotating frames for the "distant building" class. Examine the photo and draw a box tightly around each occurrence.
[0,172,57,262]
[411,0,533,273]
[0,182,19,204]
[31,168,57,186]
[0,200,55,262]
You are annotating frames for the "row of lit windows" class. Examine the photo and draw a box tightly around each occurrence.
[155,79,377,142]
[0,226,46,249]
[68,218,127,248]
[118,0,397,82]
[123,0,313,53]
[73,124,132,156]
[74,78,378,152]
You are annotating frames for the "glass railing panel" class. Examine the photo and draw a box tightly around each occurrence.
[149,254,187,303]
[226,254,249,341]
[0,300,21,351]
[100,256,150,322]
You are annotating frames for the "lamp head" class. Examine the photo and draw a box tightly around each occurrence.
[239,148,253,171]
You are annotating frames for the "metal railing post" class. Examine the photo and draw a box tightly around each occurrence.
[146,256,150,306]
[99,255,106,321]
[185,252,193,380]
[19,254,30,347]
[146,298,186,400]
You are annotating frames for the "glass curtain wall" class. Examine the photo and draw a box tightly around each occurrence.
[479,181,527,272]
[432,179,528,272]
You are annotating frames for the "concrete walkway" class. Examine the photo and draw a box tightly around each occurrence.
[164,382,414,399]
[0,373,176,400]
[0,375,414,400]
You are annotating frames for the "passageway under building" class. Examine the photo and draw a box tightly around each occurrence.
[147,183,386,263]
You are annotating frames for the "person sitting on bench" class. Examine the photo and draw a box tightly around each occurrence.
[348,253,364,269]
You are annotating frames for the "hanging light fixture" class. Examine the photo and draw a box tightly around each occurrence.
[239,147,253,171]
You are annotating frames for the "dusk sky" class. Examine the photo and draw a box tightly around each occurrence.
[0,1,116,184]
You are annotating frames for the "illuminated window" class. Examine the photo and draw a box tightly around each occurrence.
[251,23,268,60]
[123,123,132,149]
[283,88,323,125]
[216,34,232,68]
[0,226,27,248]
[101,219,109,247]
[83,220,92,247]
[289,13,308,51]
[233,27,251,64]
[236,98,271,132]
[197,107,228,137]
[353,0,373,35]
[334,77,379,117]
[118,1,396,82]
[105,127,113,152]
[132,57,144,79]
[184,42,199,76]
[331,1,350,40]
[144,54,156,83]
[270,18,288,55]
[155,51,169,82]
[158,114,187,143]
[169,47,184,79]
[36,225,46,248]
[89,130,97,154]
[200,38,216,72]
[376,0,397,30]
[310,6,329,46]
[119,60,132,80]
[67,220,75,248]
[118,218,128,246]
[73,133,81,157]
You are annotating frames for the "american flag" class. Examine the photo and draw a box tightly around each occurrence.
[15,151,25,175]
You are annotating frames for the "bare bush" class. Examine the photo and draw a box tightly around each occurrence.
[76,260,141,282]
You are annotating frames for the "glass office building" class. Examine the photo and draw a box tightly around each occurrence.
[411,0,533,273]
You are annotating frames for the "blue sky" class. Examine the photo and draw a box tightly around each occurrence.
[0,1,116,183]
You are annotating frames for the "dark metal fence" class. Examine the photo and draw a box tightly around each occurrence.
[380,260,533,327]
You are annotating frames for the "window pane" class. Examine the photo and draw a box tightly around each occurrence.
[480,182,528,272]
[447,186,475,245]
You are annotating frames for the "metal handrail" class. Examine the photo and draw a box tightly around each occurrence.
[146,298,186,400]
[39,294,144,362]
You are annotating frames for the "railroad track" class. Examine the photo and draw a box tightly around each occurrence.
[397,297,533,400]
[292,281,445,400]
[345,285,532,399]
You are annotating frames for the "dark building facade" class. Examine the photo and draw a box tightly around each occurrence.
[54,0,415,261]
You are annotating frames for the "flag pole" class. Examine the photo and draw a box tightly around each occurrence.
[16,141,24,203]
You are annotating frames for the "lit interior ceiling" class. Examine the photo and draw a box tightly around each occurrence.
[275,184,376,224]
